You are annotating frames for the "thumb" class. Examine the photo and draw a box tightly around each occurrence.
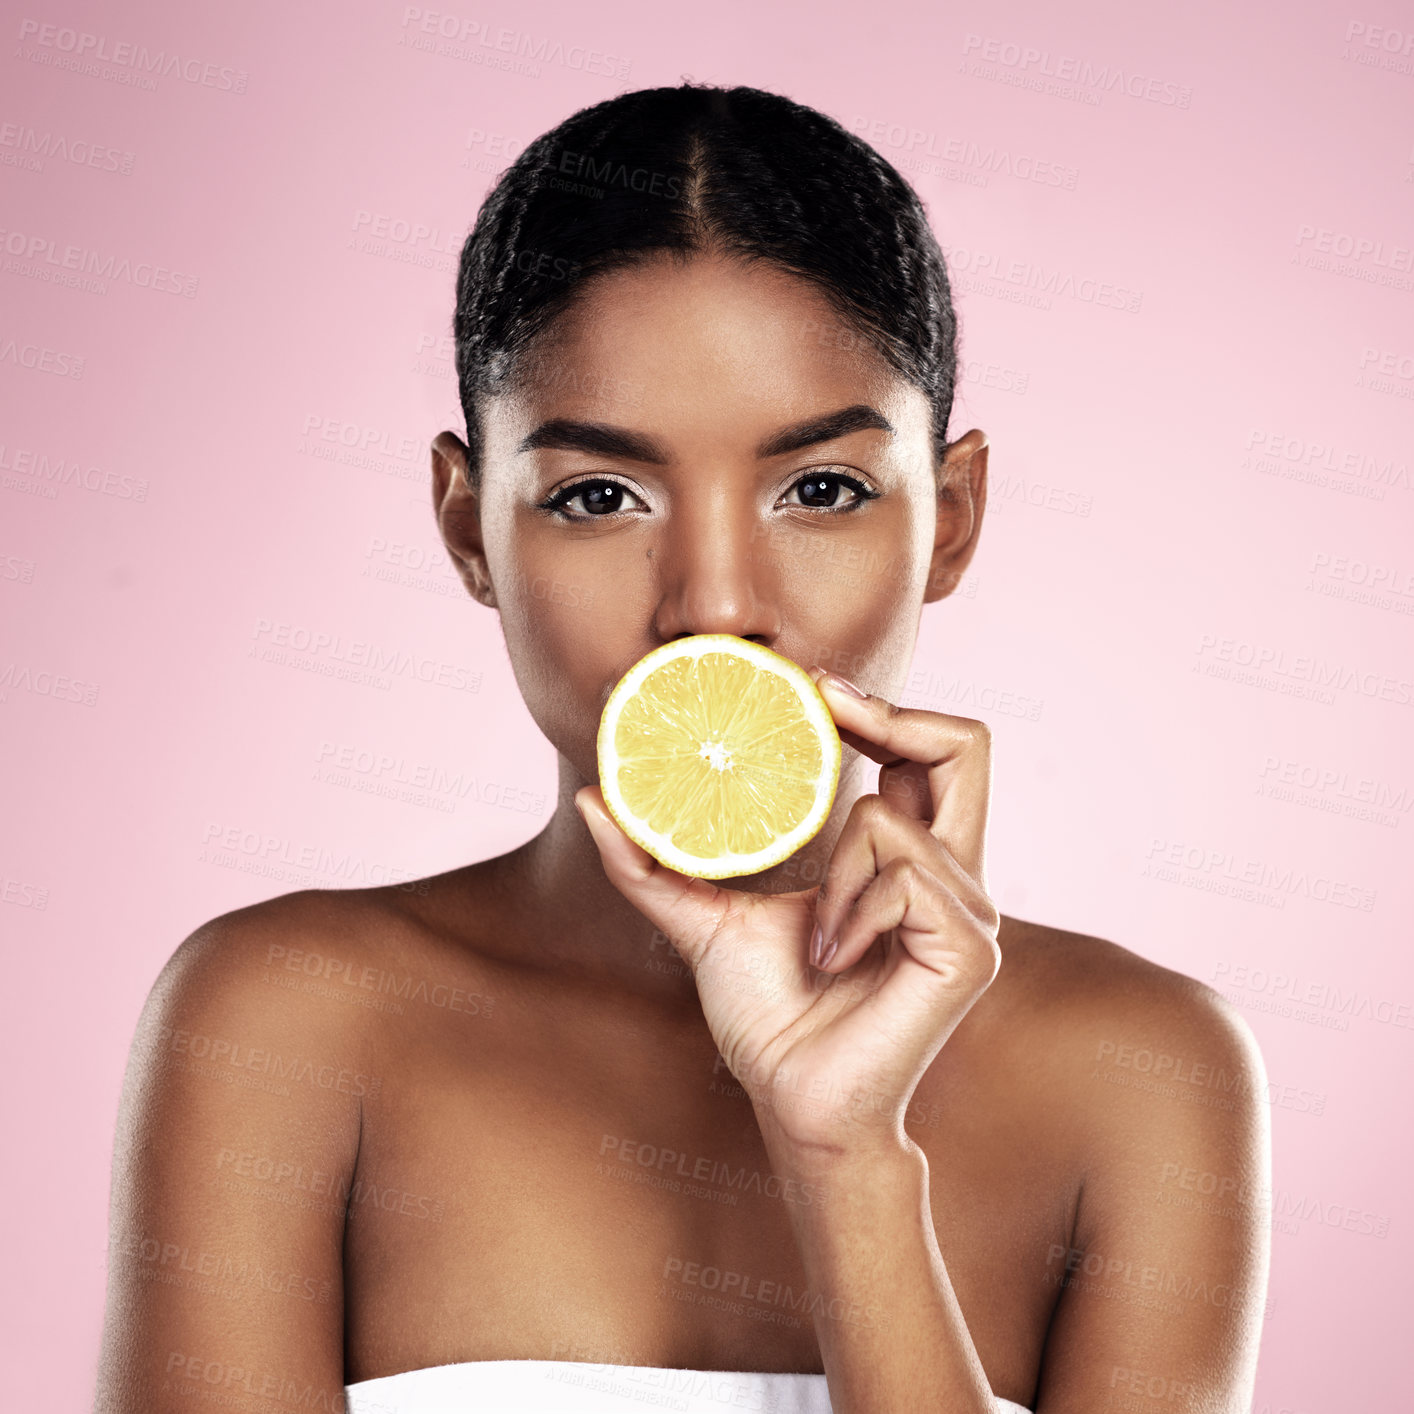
[573,786,729,963]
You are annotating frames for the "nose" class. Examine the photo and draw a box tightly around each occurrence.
[651,485,781,645]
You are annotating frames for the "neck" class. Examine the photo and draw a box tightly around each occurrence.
[496,751,871,1007]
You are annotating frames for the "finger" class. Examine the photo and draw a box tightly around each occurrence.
[812,795,996,965]
[574,786,732,969]
[819,859,1002,1078]
[819,855,1001,998]
[811,670,992,882]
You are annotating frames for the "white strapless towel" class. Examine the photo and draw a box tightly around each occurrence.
[343,1359,1032,1412]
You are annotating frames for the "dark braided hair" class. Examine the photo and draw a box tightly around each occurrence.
[452,82,959,490]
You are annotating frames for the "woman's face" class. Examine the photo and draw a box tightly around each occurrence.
[433,251,987,792]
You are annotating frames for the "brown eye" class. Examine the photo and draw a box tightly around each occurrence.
[785,470,878,511]
[541,479,644,518]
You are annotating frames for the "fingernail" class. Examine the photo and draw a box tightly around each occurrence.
[809,922,825,968]
[821,671,868,700]
[821,936,838,968]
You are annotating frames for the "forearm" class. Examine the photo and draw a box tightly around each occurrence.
[758,1121,995,1414]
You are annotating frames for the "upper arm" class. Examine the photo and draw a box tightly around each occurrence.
[94,898,365,1413]
[1035,977,1272,1414]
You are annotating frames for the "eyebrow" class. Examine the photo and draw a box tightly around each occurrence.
[515,403,895,464]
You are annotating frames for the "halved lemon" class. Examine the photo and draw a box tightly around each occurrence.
[596,634,842,880]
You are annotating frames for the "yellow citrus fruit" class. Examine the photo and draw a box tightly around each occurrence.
[596,634,842,880]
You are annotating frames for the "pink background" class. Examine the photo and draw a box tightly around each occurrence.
[4,2,1411,1409]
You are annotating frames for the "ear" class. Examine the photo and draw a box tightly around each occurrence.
[924,428,988,603]
[431,431,497,609]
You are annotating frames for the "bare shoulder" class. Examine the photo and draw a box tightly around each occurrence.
[118,886,426,1148]
[980,930,1272,1407]
[986,913,1270,1161]
[124,881,484,1125]
[994,913,1265,1077]
[148,888,376,1029]
[152,886,365,989]
[98,886,425,1410]
[148,879,480,1022]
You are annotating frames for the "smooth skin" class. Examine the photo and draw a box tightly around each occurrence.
[95,252,1270,1413]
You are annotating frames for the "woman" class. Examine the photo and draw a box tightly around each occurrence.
[94,83,1270,1414]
